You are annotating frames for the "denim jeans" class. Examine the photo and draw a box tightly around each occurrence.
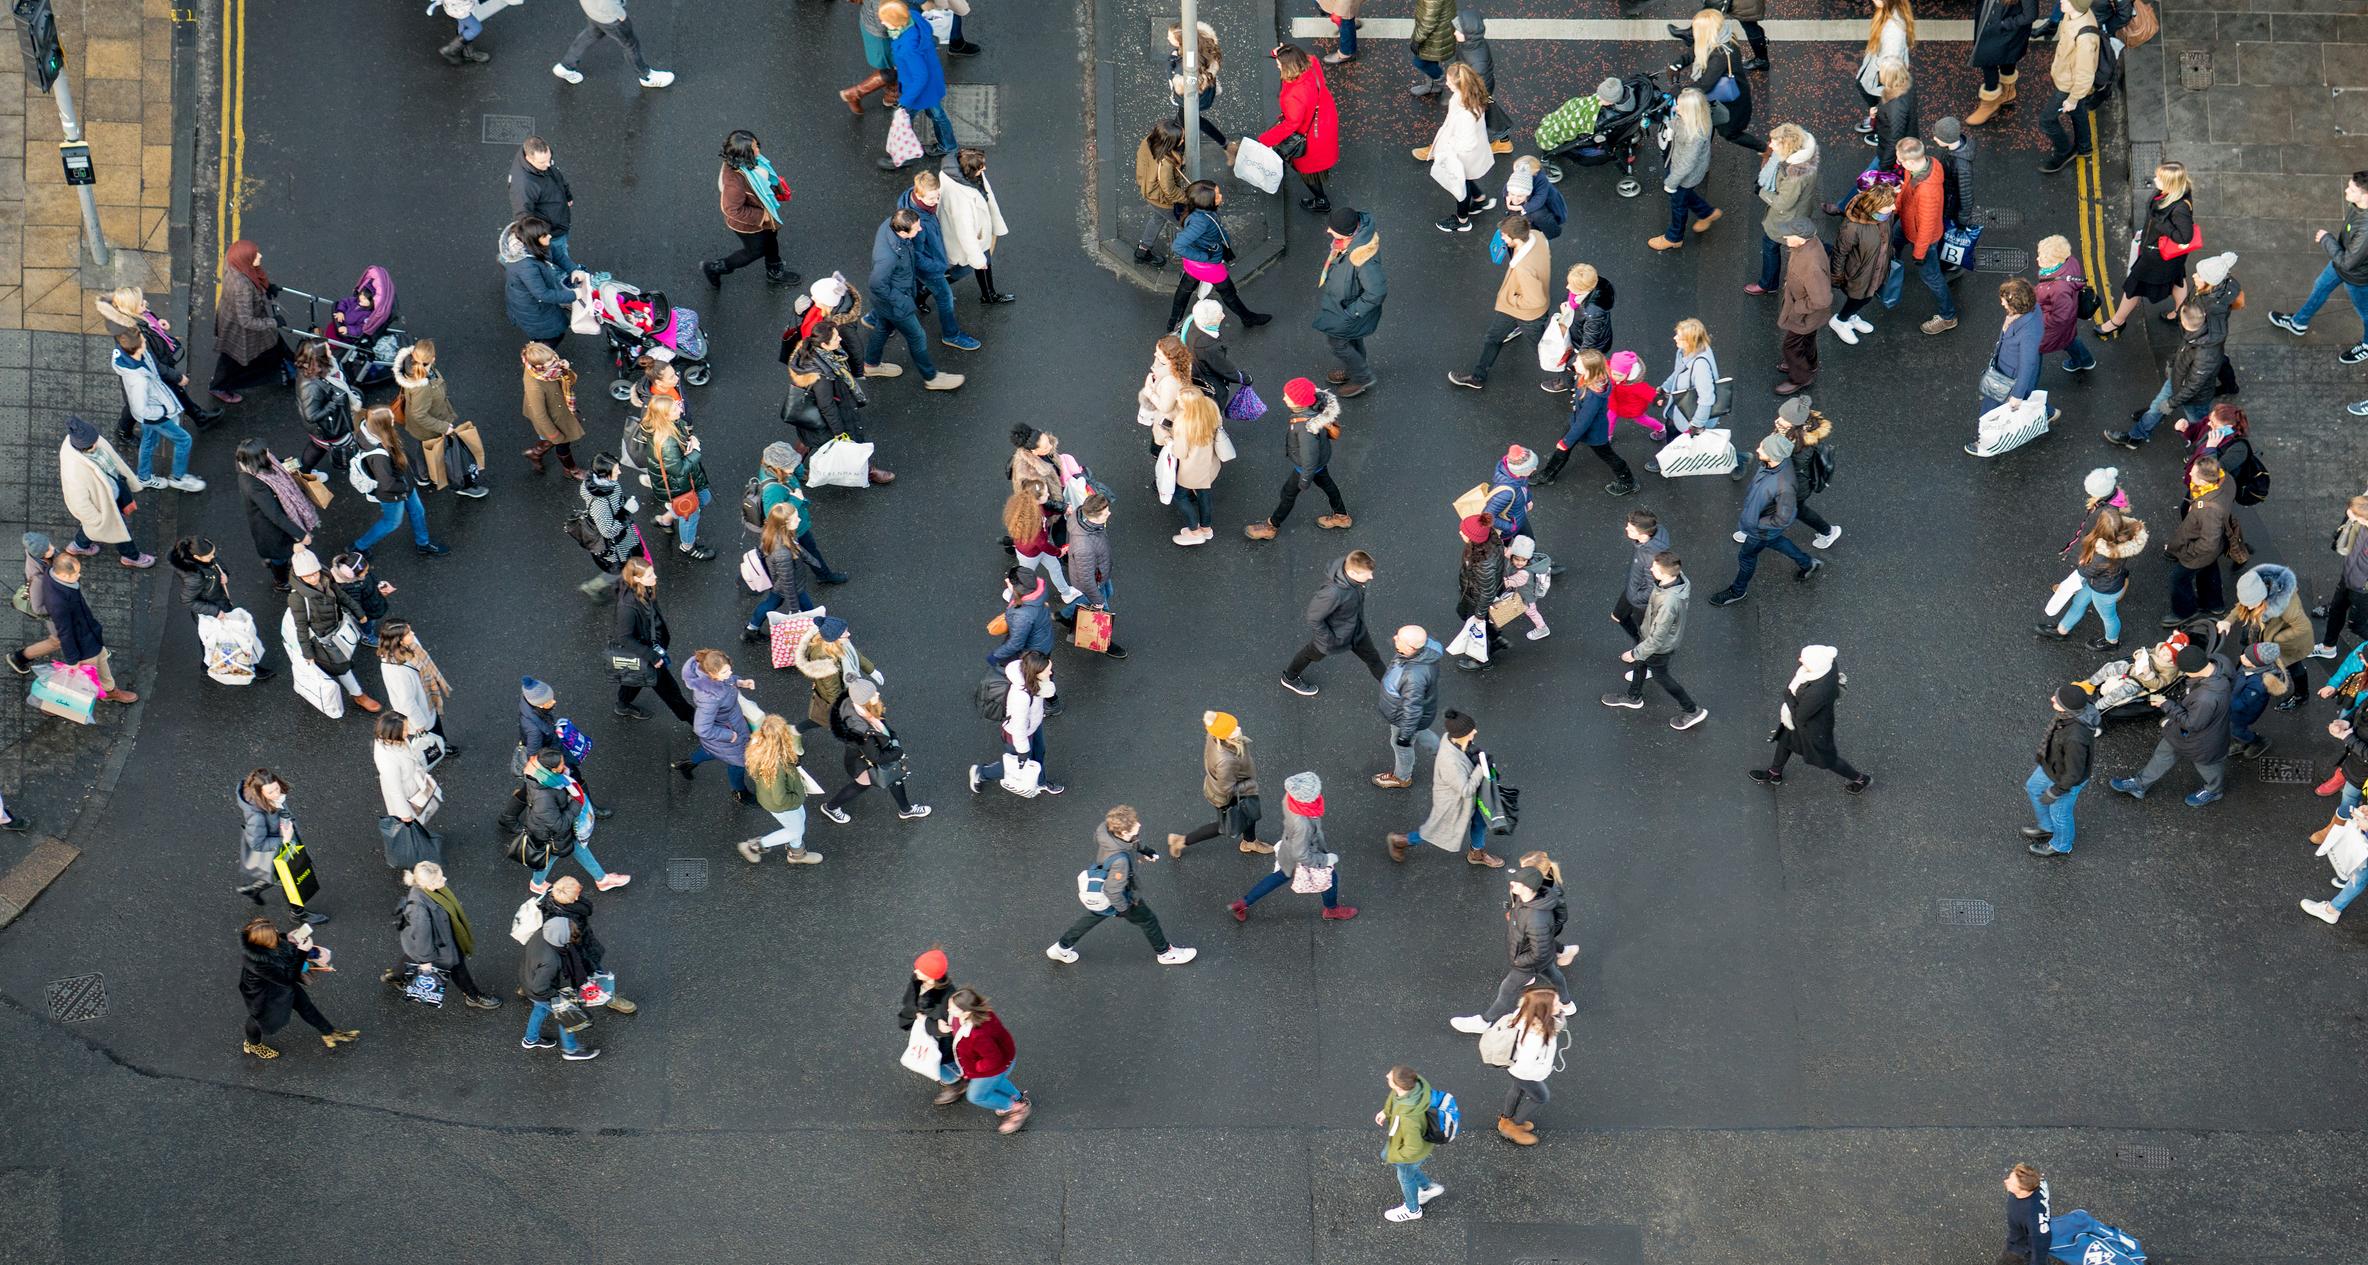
[2128,376,2211,442]
[72,528,142,560]
[1018,549,1083,605]
[2333,866,2367,913]
[547,232,579,281]
[532,840,610,886]
[920,268,968,340]
[966,1066,1021,1112]
[1392,1161,1434,1212]
[977,727,1048,788]
[1728,528,1814,595]
[1665,186,1714,243]
[1756,234,1784,290]
[1410,49,1443,79]
[916,104,960,153]
[523,998,583,1053]
[678,487,713,549]
[1175,486,1212,531]
[760,805,807,851]
[2024,765,2084,853]
[2292,262,2368,339]
[1333,9,1357,55]
[1409,811,1487,855]
[1390,728,1439,781]
[1908,247,1956,319]
[2130,735,2225,798]
[2229,672,2270,744]
[747,587,814,630]
[353,491,431,552]
[1243,864,1338,908]
[2056,581,2123,641]
[687,746,750,795]
[137,416,192,480]
[862,309,941,379]
[2062,334,2096,372]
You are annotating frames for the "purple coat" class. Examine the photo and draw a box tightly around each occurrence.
[684,661,749,766]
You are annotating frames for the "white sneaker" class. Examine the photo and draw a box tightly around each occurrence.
[1731,530,1747,544]
[1849,315,1874,334]
[1555,1001,1577,1017]
[1173,530,1205,546]
[1826,315,1860,346]
[922,372,966,391]
[1384,1206,1422,1223]
[1448,1014,1489,1034]
[139,475,168,490]
[638,69,675,88]
[2310,644,2340,661]
[1525,624,1551,641]
[168,474,207,492]
[2301,899,2341,924]
[1156,946,1198,965]
[1417,1182,1445,1205]
[551,62,584,84]
[1045,942,1080,964]
[863,361,905,379]
[1812,525,1842,549]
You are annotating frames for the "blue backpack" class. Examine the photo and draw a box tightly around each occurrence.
[2050,1211,2145,1265]
[1419,1087,1461,1143]
[1076,855,1129,914]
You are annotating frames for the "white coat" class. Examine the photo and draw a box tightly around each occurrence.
[1428,98,1495,198]
[1506,1016,1566,1082]
[112,351,181,423]
[58,438,136,544]
[937,169,1008,272]
[997,657,1050,749]
[374,740,436,821]
[381,661,437,733]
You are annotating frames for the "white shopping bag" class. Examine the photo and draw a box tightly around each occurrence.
[1444,614,1490,663]
[1155,445,1178,505]
[1536,307,1573,371]
[901,1021,946,1078]
[199,607,265,685]
[569,279,600,336]
[2322,822,2368,884]
[922,7,954,42]
[1232,136,1284,195]
[807,436,875,488]
[1653,427,1738,478]
[1000,753,1043,798]
[1971,390,2052,458]
[280,610,344,718]
[2044,571,2082,618]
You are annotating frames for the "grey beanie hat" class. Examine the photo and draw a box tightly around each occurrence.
[22,531,53,559]
[761,440,799,471]
[521,676,556,707]
[1758,432,1797,463]
[542,916,573,947]
[1776,396,1813,426]
[1283,770,1322,803]
[2235,568,2268,608]
[2084,467,2119,499]
[1596,77,1629,109]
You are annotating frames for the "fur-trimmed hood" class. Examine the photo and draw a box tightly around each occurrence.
[393,346,433,391]
[2099,525,2150,560]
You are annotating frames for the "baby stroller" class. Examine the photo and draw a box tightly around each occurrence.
[2077,623,2214,723]
[591,276,711,400]
[1537,72,1675,198]
[278,266,405,388]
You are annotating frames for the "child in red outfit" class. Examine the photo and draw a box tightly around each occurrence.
[1605,350,1662,440]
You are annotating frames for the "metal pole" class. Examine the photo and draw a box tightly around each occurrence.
[1180,0,1200,181]
[51,68,109,265]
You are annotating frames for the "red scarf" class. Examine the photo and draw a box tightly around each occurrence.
[1285,793,1323,817]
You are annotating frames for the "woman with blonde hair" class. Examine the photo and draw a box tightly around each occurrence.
[1169,710,1268,856]
[739,713,822,865]
[1426,62,1497,233]
[1670,8,1760,152]
[1852,0,1915,140]
[351,406,449,557]
[2095,163,2200,339]
[376,618,456,754]
[1650,91,1718,251]
[98,284,221,429]
[644,394,714,560]
[1166,20,1228,153]
[518,340,587,479]
[1656,318,1722,436]
[1136,334,1197,431]
[1153,391,1225,545]
[1867,58,1916,156]
[742,502,812,643]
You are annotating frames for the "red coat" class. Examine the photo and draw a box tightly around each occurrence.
[1258,64,1339,175]
[953,1013,1016,1079]
[1897,162,1947,260]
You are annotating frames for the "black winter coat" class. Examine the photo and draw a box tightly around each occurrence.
[1303,559,1370,653]
[1505,893,1557,970]
[518,937,569,1002]
[2035,710,2097,794]
[240,473,306,561]
[174,559,234,618]
[614,589,670,668]
[1776,671,1847,768]
[538,891,608,975]
[1971,0,2033,68]
[898,976,957,1063]
[2161,667,2233,763]
[238,941,314,1033]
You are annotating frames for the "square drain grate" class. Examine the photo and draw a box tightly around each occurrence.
[666,858,709,892]
[46,972,106,1022]
[1973,247,2030,274]
[940,84,1000,146]
[2257,758,2318,784]
[1938,899,1994,927]
[1970,206,2022,229]
[2115,1145,2176,1169]
[481,114,535,145]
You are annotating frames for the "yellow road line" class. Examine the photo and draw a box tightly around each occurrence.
[213,0,245,282]
[230,0,245,246]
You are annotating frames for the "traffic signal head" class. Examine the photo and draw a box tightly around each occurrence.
[14,0,63,95]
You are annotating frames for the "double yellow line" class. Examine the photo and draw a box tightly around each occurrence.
[212,0,246,271]
[2073,146,2113,296]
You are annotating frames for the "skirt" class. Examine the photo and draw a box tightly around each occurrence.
[2123,248,2188,304]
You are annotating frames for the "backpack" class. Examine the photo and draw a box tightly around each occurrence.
[2081,26,2121,108]
[1805,445,1837,496]
[975,672,1011,721]
[1076,855,1127,913]
[2228,442,2271,507]
[1420,1087,1461,1143]
[741,475,766,533]
[347,447,385,496]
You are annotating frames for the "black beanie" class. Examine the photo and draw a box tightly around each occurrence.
[2174,640,2212,673]
[2054,683,2090,712]
[1326,206,1361,237]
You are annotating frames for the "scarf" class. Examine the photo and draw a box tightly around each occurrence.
[225,239,269,291]
[409,646,454,714]
[1756,150,1784,196]
[1285,793,1324,817]
[2189,473,2222,499]
[1780,645,1839,729]
[253,458,322,534]
[526,350,578,416]
[424,884,474,957]
[741,155,787,226]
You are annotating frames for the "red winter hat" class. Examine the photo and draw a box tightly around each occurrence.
[1459,514,1493,544]
[1283,377,1318,409]
[913,949,949,980]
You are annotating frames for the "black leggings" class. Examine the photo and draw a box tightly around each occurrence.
[1453,178,1486,218]
[2325,585,2368,648]
[246,988,334,1044]
[618,665,695,722]
[1836,295,1877,320]
[823,757,915,813]
[1795,494,1832,535]
[1271,470,1346,524]
[1166,273,1262,329]
[718,227,780,275]
[1179,803,1261,846]
[1980,64,2018,91]
[1769,746,1863,782]
[1738,20,1768,60]
[1298,171,1328,201]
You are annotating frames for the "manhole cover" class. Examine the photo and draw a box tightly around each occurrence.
[1970,206,2021,229]
[481,114,535,146]
[666,858,709,892]
[1938,899,1994,927]
[2115,1145,2176,1169]
[2179,50,2213,92]
[1973,247,2029,274]
[46,973,106,1022]
[2258,758,2318,784]
[940,84,999,146]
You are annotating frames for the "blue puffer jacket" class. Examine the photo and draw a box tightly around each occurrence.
[504,256,572,340]
[1173,209,1229,267]
[684,660,749,766]
[1482,458,1533,541]
[888,22,945,112]
[1517,177,1567,240]
[1377,639,1444,742]
[868,218,920,318]
[988,577,1055,667]
[895,190,952,278]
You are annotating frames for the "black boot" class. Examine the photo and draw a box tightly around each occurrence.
[438,37,468,65]
[1533,449,1571,485]
[765,264,802,287]
[976,267,1015,304]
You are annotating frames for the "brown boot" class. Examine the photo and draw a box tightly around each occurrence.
[881,75,902,108]
[1496,1115,1537,1145]
[2311,813,2343,846]
[839,70,887,114]
[1387,832,1410,863]
[1316,513,1354,529]
[522,440,553,474]
[1467,849,1505,868]
[1244,521,1278,541]
[1964,86,2007,127]
[1239,839,1276,855]
[1168,832,1188,858]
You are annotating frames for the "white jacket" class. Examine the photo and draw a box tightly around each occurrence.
[374,741,435,820]
[1506,1017,1567,1082]
[999,657,1051,747]
[1428,100,1495,197]
[382,661,437,732]
[1856,15,1909,95]
[112,351,181,424]
[937,169,1008,271]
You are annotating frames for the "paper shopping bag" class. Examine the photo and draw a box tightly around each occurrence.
[1451,483,1492,519]
[1232,136,1284,194]
[1072,609,1114,653]
[275,838,320,907]
[1652,428,1738,478]
[1972,391,2052,458]
[1487,593,1528,628]
[295,469,333,510]
[766,605,826,670]
[421,433,452,489]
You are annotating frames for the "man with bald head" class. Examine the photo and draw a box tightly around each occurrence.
[1375,624,1444,789]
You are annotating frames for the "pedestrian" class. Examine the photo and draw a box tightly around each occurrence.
[1867,59,1917,159]
[1376,625,1446,782]
[1648,91,1717,252]
[838,0,900,115]
[970,651,1064,797]
[501,216,579,355]
[1968,278,2048,452]
[1166,20,1228,152]
[1135,333,1196,438]
[1611,508,1669,644]
[2000,1164,2053,1265]
[1893,139,1958,334]
[792,615,879,733]
[1773,220,1831,396]
[754,437,848,582]
[172,538,269,681]
[110,330,204,493]
[575,453,639,600]
[1544,262,1616,393]
[58,415,154,569]
[1448,862,1574,1030]
[1182,297,1256,406]
[2268,172,2368,362]
[701,130,798,290]
[538,874,636,1014]
[1706,433,1820,606]
[7,534,60,674]
[608,557,696,723]
[1747,127,1819,296]
[233,768,325,921]
[503,746,632,893]
[2095,163,2201,339]
[1482,445,1539,543]
[2313,494,2368,660]
[786,304,896,486]
[1005,479,1082,607]
[2024,683,2098,858]
[350,408,450,558]
[1132,118,1191,267]
[1046,805,1198,965]
[1260,43,1340,214]
[2300,799,2368,925]
[1852,0,1916,137]
[238,917,357,1060]
[1246,378,1353,538]
[987,567,1055,670]
[1536,351,1634,496]
[1966,0,2033,126]
[641,397,714,560]
[817,679,932,822]
[98,286,220,437]
[1388,709,1500,865]
[1751,645,1872,792]
[1169,710,1270,856]
[387,860,499,1009]
[281,549,376,713]
[2160,454,2237,623]
[1319,0,1362,62]
[674,648,756,804]
[1426,64,1497,234]
[514,343,591,486]
[2032,235,2097,377]
[1776,397,1842,549]
[1063,493,1127,660]
[1231,770,1357,921]
[939,149,1015,304]
[287,342,358,478]
[738,713,823,865]
[518,916,601,1061]
[1165,182,1271,329]
[505,138,575,276]
[1376,1065,1445,1222]
[1153,390,1225,546]
[392,342,489,499]
[2223,641,2287,761]
[741,502,814,639]
[2109,638,2231,805]
[551,0,671,88]
[1482,985,1567,1146]
[208,241,291,404]
[862,209,967,390]
[1451,519,1510,670]
[1449,213,1550,393]
[878,2,955,167]
[1504,157,1564,240]
[2102,303,2220,450]
[947,988,1033,1131]
[1281,550,1382,696]
[895,169,980,352]
[1670,9,1761,153]
[2035,0,2100,174]
[2227,561,2314,697]
[376,620,454,752]
[2042,505,2145,650]
[1931,119,1976,261]
[1602,550,1709,729]
[1827,173,1898,345]
[899,948,964,1103]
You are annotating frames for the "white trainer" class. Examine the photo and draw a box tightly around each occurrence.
[551,63,584,84]
[1044,942,1079,964]
[1156,946,1198,965]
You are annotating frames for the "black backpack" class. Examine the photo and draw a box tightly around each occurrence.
[2226,440,2271,507]
[1804,445,1837,496]
[974,672,1011,721]
[2081,26,2121,107]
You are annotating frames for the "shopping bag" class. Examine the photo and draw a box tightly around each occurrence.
[421,432,451,489]
[1487,592,1528,628]
[1444,614,1490,663]
[2321,821,2368,884]
[1155,446,1178,505]
[1452,483,1493,519]
[1232,136,1285,194]
[1289,861,1335,894]
[295,470,333,510]
[569,279,600,335]
[199,608,265,684]
[1000,753,1043,798]
[1072,608,1114,653]
[509,895,546,945]
[885,109,925,166]
[807,436,874,488]
[1880,259,1905,310]
[379,816,444,870]
[1214,424,1238,462]
[1653,427,1738,478]
[1224,384,1267,423]
[410,730,448,772]
[288,654,345,718]
[274,838,319,907]
[449,421,485,482]
[403,964,447,1008]
[28,662,99,724]
[739,548,772,593]
[1536,307,1573,371]
[550,996,592,1033]
[1939,220,1984,269]
[767,604,826,670]
[900,1021,946,1078]
[1971,390,2052,458]
[922,6,954,42]
[2044,570,2083,618]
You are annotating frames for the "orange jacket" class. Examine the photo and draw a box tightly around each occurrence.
[1898,161,1946,260]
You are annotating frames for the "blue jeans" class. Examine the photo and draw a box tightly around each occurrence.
[2024,765,2085,853]
[2128,376,2210,442]
[1410,49,1442,79]
[1060,578,1114,622]
[2062,334,2096,372]
[548,232,579,281]
[137,416,192,480]
[1756,234,1784,290]
[862,308,941,379]
[1409,812,1487,855]
[2229,672,2270,744]
[1244,865,1339,908]
[523,998,583,1053]
[2292,262,2368,339]
[1393,1161,1433,1212]
[921,268,969,340]
[353,491,431,552]
[1332,8,1357,55]
[916,103,959,153]
[688,746,750,795]
[2333,866,2366,913]
[1908,248,1956,320]
[1728,528,1814,595]
[677,487,713,549]
[1176,486,1211,531]
[966,1064,1021,1111]
[1665,186,1713,243]
[976,728,1047,786]
[748,587,813,630]
[2056,581,2123,641]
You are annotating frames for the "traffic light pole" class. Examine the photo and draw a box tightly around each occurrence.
[50,68,110,266]
[1179,0,1199,181]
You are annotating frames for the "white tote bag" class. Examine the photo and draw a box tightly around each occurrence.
[807,436,875,488]
[1155,445,1178,505]
[280,609,345,717]
[1232,136,1284,194]
[900,1020,946,1078]
[2044,571,2083,618]
[199,608,264,685]
[1972,390,2052,458]
[1000,753,1043,798]
[569,279,600,336]
[1652,427,1738,479]
[1444,614,1491,663]
[1215,424,1237,463]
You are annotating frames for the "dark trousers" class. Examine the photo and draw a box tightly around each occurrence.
[1451,178,1486,219]
[1836,294,1876,321]
[1728,528,1815,595]
[1757,234,1784,291]
[1285,631,1385,684]
[1770,745,1863,781]
[2039,92,2093,161]
[1779,328,1819,385]
[246,988,334,1044]
[561,16,652,74]
[1480,963,1571,1020]
[1326,334,1372,385]
[1503,1077,1551,1125]
[1166,273,1260,329]
[687,746,751,794]
[1625,651,1699,711]
[1470,311,1547,383]
[718,227,780,275]
[1057,900,1171,953]
[619,664,695,722]
[1613,594,1642,643]
[1795,494,1832,536]
[1665,185,1713,243]
[2170,560,2225,619]
[1181,797,1261,845]
[2324,584,2368,648]
[1587,442,1634,486]
[210,342,290,393]
[1271,469,1346,525]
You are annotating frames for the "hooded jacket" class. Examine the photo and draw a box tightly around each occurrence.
[1505,886,1557,970]
[1571,279,1614,352]
[508,152,572,233]
[1483,456,1533,540]
[1897,159,1947,260]
[236,781,289,878]
[2073,522,2147,594]
[396,884,466,969]
[1313,216,1386,340]
[1303,558,1370,653]
[1381,1075,1437,1164]
[392,348,460,440]
[1089,823,1149,909]
[1378,640,1444,742]
[2163,478,2233,569]
[1419,736,1487,847]
[2160,665,2233,763]
[2036,706,2099,795]
[112,347,181,423]
[1634,573,1691,658]
[503,254,573,340]
[2163,322,2228,412]
[1776,647,1847,768]
[518,933,570,1002]
[1622,523,1670,611]
[867,218,922,319]
[685,659,750,766]
[1759,136,1821,239]
[988,576,1055,667]
[1514,177,1566,240]
[1410,0,1458,63]
[2237,564,2313,667]
[1935,137,1976,231]
[286,577,363,674]
[1284,394,1340,477]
